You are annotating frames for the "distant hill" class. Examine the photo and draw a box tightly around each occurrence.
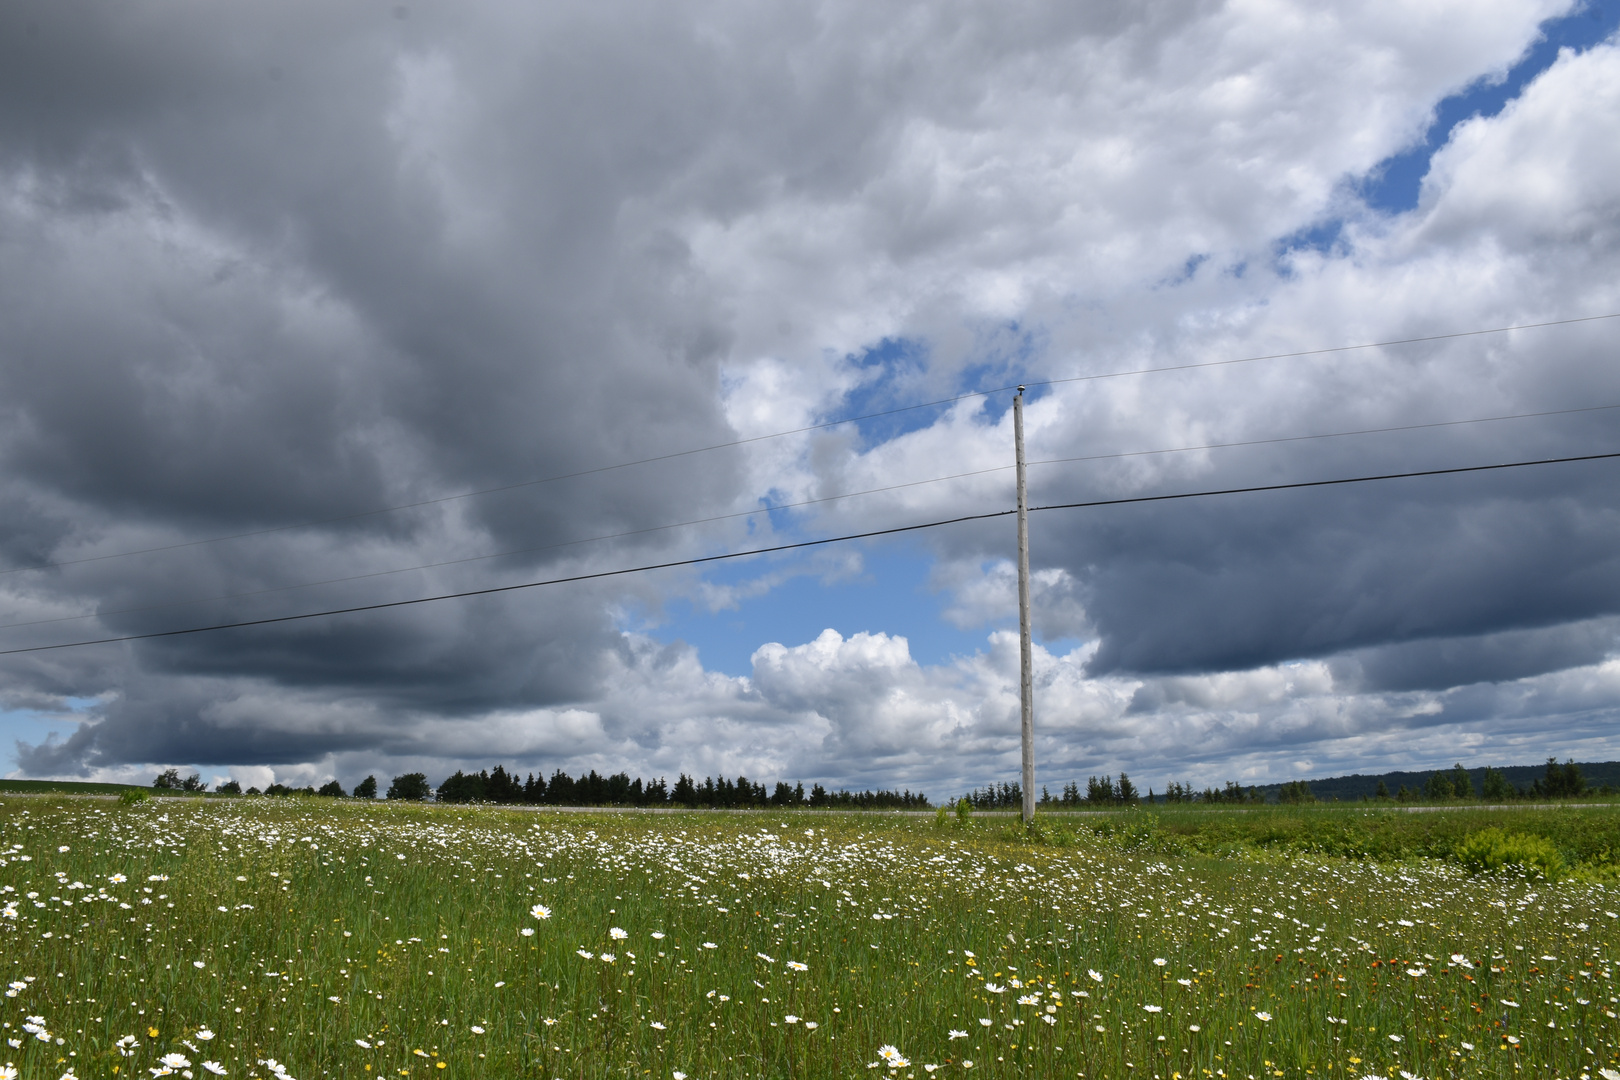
[1248,761,1620,803]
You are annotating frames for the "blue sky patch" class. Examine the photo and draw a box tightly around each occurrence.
[1160,252,1211,288]
[829,326,1044,447]
[1,709,70,775]
[660,544,996,676]
[1273,219,1350,265]
[1272,0,1620,265]
[1361,0,1620,214]
[830,337,936,447]
[958,351,1048,428]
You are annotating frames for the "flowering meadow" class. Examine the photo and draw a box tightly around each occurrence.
[2,798,1619,1079]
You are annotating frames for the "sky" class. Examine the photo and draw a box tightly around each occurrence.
[2,0,1620,799]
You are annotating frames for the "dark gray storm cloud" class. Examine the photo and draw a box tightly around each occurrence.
[1331,619,1620,693]
[0,0,765,771]
[1057,437,1620,676]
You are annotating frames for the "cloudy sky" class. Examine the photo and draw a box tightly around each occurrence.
[3,0,1620,798]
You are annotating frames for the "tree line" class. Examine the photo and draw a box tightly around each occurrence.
[1371,758,1603,803]
[429,767,928,809]
[1031,775,1266,807]
[1262,759,1605,805]
[158,765,929,809]
[152,756,1611,808]
[1160,779,1269,804]
[955,774,1265,808]
[1038,759,1606,807]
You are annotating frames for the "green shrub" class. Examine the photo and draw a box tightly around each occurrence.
[955,797,971,820]
[386,772,431,801]
[1454,827,1565,880]
[1481,767,1515,801]
[1276,780,1315,804]
[118,788,149,805]
[1424,770,1454,801]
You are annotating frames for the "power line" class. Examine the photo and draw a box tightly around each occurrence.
[1029,450,1620,514]
[0,510,1012,656]
[6,399,1613,634]
[6,310,1614,578]
[1029,311,1620,390]
[1030,401,1620,468]
[0,464,1012,633]
[4,448,1616,658]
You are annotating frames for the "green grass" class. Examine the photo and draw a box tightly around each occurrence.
[3,798,1620,1079]
[1049,803,1620,874]
[0,779,154,797]
[0,779,212,799]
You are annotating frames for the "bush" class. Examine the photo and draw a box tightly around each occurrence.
[1082,773,1142,806]
[1448,763,1474,799]
[1200,780,1263,804]
[215,779,242,795]
[1424,771,1454,801]
[386,772,431,801]
[955,797,971,820]
[1276,781,1315,804]
[1481,767,1514,802]
[1531,758,1586,800]
[353,775,378,800]
[152,768,205,792]
[119,788,149,805]
[1454,827,1566,881]
[317,780,346,798]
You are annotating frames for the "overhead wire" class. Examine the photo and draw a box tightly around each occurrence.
[0,462,1012,632]
[3,400,1616,633]
[4,310,1615,578]
[4,448,1617,657]
[1028,400,1620,468]
[1027,311,1620,390]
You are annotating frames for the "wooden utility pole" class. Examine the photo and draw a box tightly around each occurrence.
[1014,386,1035,824]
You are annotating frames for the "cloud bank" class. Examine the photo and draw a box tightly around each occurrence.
[2,0,1618,795]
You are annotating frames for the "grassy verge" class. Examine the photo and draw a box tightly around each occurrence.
[1023,804,1620,877]
[0,779,213,799]
[2,797,1618,1078]
[0,780,144,798]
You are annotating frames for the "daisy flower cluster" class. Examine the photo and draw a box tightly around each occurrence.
[1,794,1617,1078]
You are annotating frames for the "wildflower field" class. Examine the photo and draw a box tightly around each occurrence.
[4,797,1620,1080]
